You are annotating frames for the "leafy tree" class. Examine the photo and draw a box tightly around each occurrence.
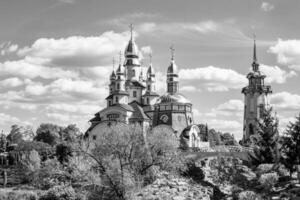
[280,114,300,176]
[7,125,34,144]
[253,107,279,164]
[35,123,63,146]
[56,143,73,164]
[208,129,222,146]
[221,132,238,146]
[0,132,7,152]
[79,123,180,200]
[61,124,81,143]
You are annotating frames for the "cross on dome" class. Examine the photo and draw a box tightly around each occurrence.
[170,45,175,60]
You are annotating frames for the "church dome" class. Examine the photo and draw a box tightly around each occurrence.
[156,93,191,104]
[167,60,178,74]
[125,39,139,58]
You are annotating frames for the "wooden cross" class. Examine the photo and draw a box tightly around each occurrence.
[129,23,134,39]
[170,45,175,60]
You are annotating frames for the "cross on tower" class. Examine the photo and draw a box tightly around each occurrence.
[129,23,134,40]
[149,53,152,63]
[112,57,115,70]
[170,45,175,60]
[119,51,122,64]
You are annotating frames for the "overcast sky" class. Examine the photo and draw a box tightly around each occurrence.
[0,0,299,140]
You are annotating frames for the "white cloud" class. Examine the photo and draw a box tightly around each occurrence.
[179,66,247,92]
[0,42,18,56]
[261,2,275,12]
[269,39,300,71]
[270,92,300,110]
[0,60,78,79]
[0,113,20,125]
[0,77,24,88]
[18,31,129,67]
[260,64,297,84]
[181,85,200,92]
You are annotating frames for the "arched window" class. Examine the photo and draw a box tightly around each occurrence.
[133,91,137,97]
[132,69,135,77]
[115,96,119,103]
[147,98,150,105]
[117,83,120,90]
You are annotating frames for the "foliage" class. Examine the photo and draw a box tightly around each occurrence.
[33,158,69,190]
[180,159,204,183]
[0,188,39,200]
[61,124,82,143]
[21,150,41,184]
[38,185,82,200]
[258,172,278,191]
[0,133,7,152]
[81,123,180,200]
[252,107,279,165]
[221,132,238,146]
[7,125,34,144]
[255,164,274,175]
[238,190,261,200]
[56,143,73,164]
[15,141,54,161]
[280,114,300,176]
[208,129,223,146]
[34,123,62,146]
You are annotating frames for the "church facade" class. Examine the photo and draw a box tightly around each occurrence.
[86,28,206,149]
[241,39,272,144]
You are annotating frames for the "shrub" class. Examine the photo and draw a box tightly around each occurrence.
[238,190,261,200]
[258,172,278,191]
[256,164,274,174]
[38,185,82,200]
[180,159,204,183]
[56,143,73,164]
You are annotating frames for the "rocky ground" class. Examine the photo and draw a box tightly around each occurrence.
[133,172,213,200]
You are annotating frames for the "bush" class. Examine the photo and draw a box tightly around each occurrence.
[258,172,278,191]
[38,185,82,200]
[180,160,204,183]
[256,164,274,174]
[238,190,261,200]
[56,143,73,164]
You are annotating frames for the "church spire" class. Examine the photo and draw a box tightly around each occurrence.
[252,34,259,72]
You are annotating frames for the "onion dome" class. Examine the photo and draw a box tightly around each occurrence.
[110,70,116,80]
[125,39,139,58]
[167,59,178,74]
[147,63,155,77]
[156,93,191,104]
[116,64,125,74]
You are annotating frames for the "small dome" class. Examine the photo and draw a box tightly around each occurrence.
[110,70,116,80]
[156,93,191,104]
[125,39,139,58]
[147,63,155,75]
[167,60,178,74]
[116,64,125,74]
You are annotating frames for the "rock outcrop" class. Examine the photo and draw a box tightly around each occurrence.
[133,172,213,200]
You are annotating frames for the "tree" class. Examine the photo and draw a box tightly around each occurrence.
[79,123,180,200]
[7,125,34,144]
[253,107,279,164]
[34,123,62,146]
[221,133,238,146]
[280,114,300,176]
[61,124,81,143]
[56,143,73,164]
[0,132,7,152]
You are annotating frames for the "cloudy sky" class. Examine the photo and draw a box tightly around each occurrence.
[0,0,299,140]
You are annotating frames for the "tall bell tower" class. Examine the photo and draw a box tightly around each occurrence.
[242,36,272,144]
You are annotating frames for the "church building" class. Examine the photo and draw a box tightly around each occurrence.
[85,26,206,149]
[242,38,272,145]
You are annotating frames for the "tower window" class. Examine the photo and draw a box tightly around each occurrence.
[147,85,151,91]
[132,69,136,77]
[147,98,149,104]
[117,83,120,90]
[133,91,137,97]
[115,96,119,103]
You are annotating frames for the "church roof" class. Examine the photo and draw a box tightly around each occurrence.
[129,101,150,120]
[143,91,159,97]
[127,80,146,88]
[156,93,191,104]
[167,59,178,74]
